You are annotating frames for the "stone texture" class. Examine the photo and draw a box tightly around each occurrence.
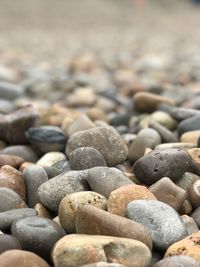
[76,205,152,250]
[177,172,199,197]
[86,167,133,198]
[34,203,54,219]
[69,147,107,170]
[0,188,27,212]
[0,250,50,267]
[0,234,21,253]
[59,191,107,233]
[107,184,156,216]
[154,256,200,267]
[127,200,187,250]
[66,126,128,166]
[52,234,151,267]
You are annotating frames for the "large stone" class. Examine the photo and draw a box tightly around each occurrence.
[66,126,128,166]
[127,200,187,250]
[52,234,151,267]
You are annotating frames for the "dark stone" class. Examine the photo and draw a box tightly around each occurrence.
[0,234,21,253]
[178,115,200,136]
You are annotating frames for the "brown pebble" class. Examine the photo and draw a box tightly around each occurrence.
[34,203,54,219]
[181,131,200,144]
[0,154,24,168]
[181,215,199,235]
[189,180,200,209]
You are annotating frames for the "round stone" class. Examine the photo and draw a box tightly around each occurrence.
[127,200,187,250]
[189,179,200,209]
[0,188,27,212]
[0,154,24,168]
[178,115,200,136]
[79,263,126,267]
[11,216,65,262]
[37,152,66,167]
[0,234,21,253]
[181,130,200,144]
[149,121,178,143]
[154,256,200,267]
[1,145,38,162]
[181,215,199,235]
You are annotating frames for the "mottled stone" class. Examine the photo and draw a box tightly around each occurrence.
[127,200,187,250]
[154,255,200,267]
[0,188,27,212]
[86,167,133,198]
[52,234,151,267]
[11,216,65,262]
[107,184,156,216]
[128,128,161,162]
[66,126,128,166]
[0,234,21,253]
[188,148,200,166]
[38,170,89,212]
[59,191,107,233]
[34,203,53,219]
[69,147,107,170]
[149,177,187,211]
[0,208,37,232]
[76,205,152,250]
[0,250,50,267]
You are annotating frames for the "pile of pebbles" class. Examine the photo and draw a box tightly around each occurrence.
[1,52,200,267]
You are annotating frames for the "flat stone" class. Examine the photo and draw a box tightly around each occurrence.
[128,128,161,162]
[178,115,200,136]
[0,234,21,253]
[79,263,126,267]
[155,142,197,150]
[11,216,65,262]
[127,200,187,250]
[76,205,152,250]
[86,167,133,198]
[23,165,48,207]
[0,250,50,267]
[66,126,128,167]
[59,191,107,233]
[37,152,66,167]
[1,145,38,162]
[165,232,200,263]
[107,184,156,216]
[170,107,200,121]
[52,234,151,267]
[0,208,37,232]
[0,154,24,168]
[133,92,175,113]
[181,131,200,144]
[0,188,27,212]
[37,170,89,212]
[149,121,178,143]
[149,177,187,211]
[69,147,107,170]
[154,255,200,267]
[0,165,26,200]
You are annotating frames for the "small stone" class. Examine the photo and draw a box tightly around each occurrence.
[155,142,196,150]
[69,147,107,170]
[128,128,161,162]
[38,170,89,212]
[0,154,24,168]
[127,200,187,250]
[144,111,177,130]
[0,208,37,232]
[0,81,24,100]
[192,207,200,228]
[149,121,178,143]
[178,115,200,136]
[165,232,200,263]
[86,167,133,198]
[66,87,97,107]
[179,200,193,216]
[34,203,53,219]
[23,165,48,207]
[0,165,26,200]
[0,99,14,114]
[1,145,38,162]
[76,205,152,250]
[0,188,27,212]
[52,234,151,267]
[11,216,65,262]
[181,215,199,235]
[188,148,200,166]
[80,263,126,267]
[0,105,38,144]
[66,126,128,167]
[59,191,107,233]
[149,177,187,211]
[0,250,50,267]
[37,152,66,167]
[154,255,200,267]
[133,92,175,113]
[170,107,200,121]
[26,126,66,153]
[67,114,95,137]
[181,131,200,144]
[189,179,200,209]
[0,234,21,253]
[107,184,156,216]
[176,172,199,195]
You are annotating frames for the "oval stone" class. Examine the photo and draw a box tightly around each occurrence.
[154,255,200,267]
[0,234,21,253]
[0,188,27,212]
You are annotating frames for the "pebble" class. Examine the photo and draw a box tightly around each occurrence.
[0,81,24,100]
[149,177,187,211]
[133,148,196,185]
[86,167,133,198]
[69,147,107,170]
[181,130,200,144]
[149,121,178,143]
[0,105,38,144]
[76,205,152,250]
[176,172,199,195]
[23,165,48,207]
[37,170,89,212]
[155,142,196,150]
[0,165,26,200]
[188,148,200,165]
[189,179,200,209]
[37,152,66,167]
[11,216,65,262]
[1,145,38,162]
[0,188,27,212]
[59,191,107,233]
[0,208,37,232]
[0,250,50,267]
[178,115,200,136]
[127,200,187,250]
[34,203,54,219]
[66,126,128,166]
[192,207,200,228]
[26,126,66,153]
[165,231,200,263]
[0,234,21,253]
[154,255,200,267]
[52,234,151,267]
[107,184,156,216]
[170,107,200,121]
[0,99,14,114]
[133,92,175,113]
[80,263,126,267]
[0,154,24,168]
[128,128,161,162]
[181,215,199,235]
